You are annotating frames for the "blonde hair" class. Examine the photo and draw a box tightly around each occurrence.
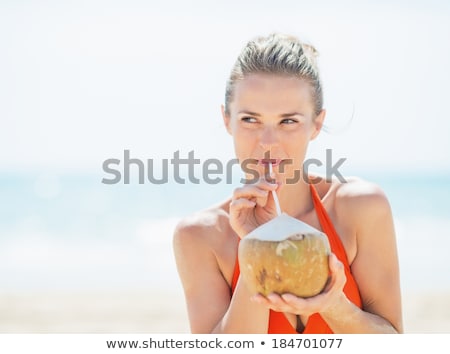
[224,33,323,116]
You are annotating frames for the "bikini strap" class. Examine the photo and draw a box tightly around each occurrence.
[309,183,351,270]
[231,250,240,292]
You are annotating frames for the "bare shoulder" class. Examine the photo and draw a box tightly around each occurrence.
[333,176,393,228]
[334,176,391,208]
[173,202,233,252]
[173,201,238,292]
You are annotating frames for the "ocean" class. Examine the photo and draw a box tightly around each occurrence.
[1,170,449,294]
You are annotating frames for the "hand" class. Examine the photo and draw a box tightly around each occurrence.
[250,253,347,318]
[229,177,280,238]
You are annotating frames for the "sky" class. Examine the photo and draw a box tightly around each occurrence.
[1,0,449,176]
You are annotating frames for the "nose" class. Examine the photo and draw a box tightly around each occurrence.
[259,126,279,150]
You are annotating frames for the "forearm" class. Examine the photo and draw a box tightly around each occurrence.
[212,278,270,334]
[320,295,399,334]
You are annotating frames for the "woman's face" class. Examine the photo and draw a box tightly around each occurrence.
[222,73,325,184]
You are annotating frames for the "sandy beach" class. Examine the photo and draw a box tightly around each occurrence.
[1,289,449,334]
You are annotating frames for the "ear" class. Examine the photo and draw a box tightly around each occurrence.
[221,104,232,135]
[310,109,326,141]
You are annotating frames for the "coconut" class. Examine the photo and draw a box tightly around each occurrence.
[238,213,331,298]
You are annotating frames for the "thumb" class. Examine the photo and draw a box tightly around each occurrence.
[329,253,343,273]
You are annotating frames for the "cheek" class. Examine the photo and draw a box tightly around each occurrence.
[283,129,309,149]
[232,126,256,147]
[232,134,254,160]
[281,135,311,166]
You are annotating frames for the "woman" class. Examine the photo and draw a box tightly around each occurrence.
[173,33,403,334]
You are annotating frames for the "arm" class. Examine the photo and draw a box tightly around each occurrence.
[322,181,403,333]
[173,177,286,333]
[173,218,270,333]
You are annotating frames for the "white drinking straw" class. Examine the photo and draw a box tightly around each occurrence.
[269,163,282,216]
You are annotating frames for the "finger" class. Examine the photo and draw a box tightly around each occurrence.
[266,293,292,312]
[279,293,311,313]
[250,293,269,304]
[251,293,287,311]
[233,192,268,209]
[331,254,345,279]
[250,294,282,311]
[329,253,340,271]
[281,293,302,303]
[244,177,279,191]
[233,183,276,208]
[258,177,279,190]
[229,198,256,214]
[324,253,346,292]
[229,198,257,237]
[233,185,270,201]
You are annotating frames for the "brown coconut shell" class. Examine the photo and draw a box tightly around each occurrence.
[238,215,331,298]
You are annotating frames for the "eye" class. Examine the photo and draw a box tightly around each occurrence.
[241,116,258,123]
[280,118,298,124]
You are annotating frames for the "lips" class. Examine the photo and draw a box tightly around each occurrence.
[258,158,284,166]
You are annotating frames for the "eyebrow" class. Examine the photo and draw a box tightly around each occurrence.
[238,110,305,117]
[237,110,260,117]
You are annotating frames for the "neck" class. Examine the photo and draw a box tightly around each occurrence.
[276,179,314,219]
